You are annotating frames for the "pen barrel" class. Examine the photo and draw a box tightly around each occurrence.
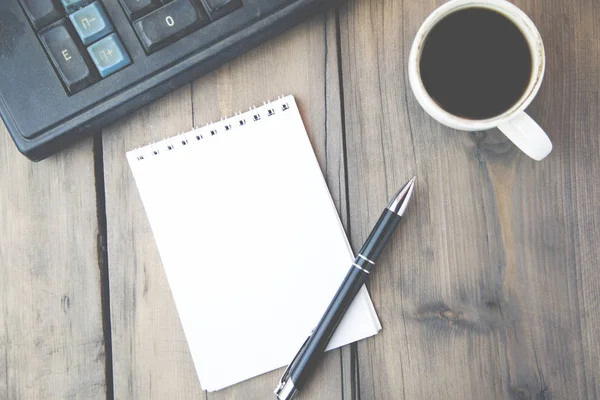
[290,265,368,390]
[358,209,402,263]
[283,209,402,395]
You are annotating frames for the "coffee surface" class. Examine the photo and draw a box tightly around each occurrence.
[419,8,532,120]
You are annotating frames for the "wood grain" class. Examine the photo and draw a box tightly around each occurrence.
[0,124,106,399]
[102,11,348,399]
[103,85,202,400]
[3,0,599,398]
[339,0,600,399]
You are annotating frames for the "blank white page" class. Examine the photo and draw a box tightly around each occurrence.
[127,95,381,392]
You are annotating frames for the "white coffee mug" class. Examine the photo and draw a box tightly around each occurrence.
[408,0,552,161]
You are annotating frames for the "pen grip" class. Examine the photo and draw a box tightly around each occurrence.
[284,209,402,394]
[358,209,402,263]
[289,264,368,390]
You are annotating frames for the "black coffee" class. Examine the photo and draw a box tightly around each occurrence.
[419,8,532,120]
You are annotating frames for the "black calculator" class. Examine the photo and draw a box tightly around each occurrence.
[0,0,341,161]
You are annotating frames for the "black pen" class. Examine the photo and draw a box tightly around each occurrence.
[274,177,416,400]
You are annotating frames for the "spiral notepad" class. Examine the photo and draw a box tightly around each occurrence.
[127,95,381,391]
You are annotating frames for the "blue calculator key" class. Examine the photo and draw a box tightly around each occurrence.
[69,2,113,45]
[60,0,93,13]
[88,34,131,78]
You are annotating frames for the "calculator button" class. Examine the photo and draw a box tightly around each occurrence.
[20,0,64,30]
[39,19,96,93]
[88,33,132,77]
[119,0,160,21]
[60,0,93,13]
[69,2,113,45]
[200,0,241,20]
[133,0,209,53]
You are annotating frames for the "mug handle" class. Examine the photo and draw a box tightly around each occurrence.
[497,112,553,161]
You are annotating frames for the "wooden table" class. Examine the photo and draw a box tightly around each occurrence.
[2,0,599,399]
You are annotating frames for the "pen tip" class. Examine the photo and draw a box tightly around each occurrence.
[387,176,416,217]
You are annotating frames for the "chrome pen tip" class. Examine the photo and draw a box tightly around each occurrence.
[387,176,416,217]
[274,379,297,400]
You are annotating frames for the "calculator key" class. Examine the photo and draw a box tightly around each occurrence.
[69,2,113,45]
[119,0,160,21]
[200,0,241,20]
[60,0,93,13]
[20,0,64,30]
[39,19,96,93]
[133,0,209,53]
[88,33,132,78]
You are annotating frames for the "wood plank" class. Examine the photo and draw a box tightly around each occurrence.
[103,11,348,399]
[0,125,106,399]
[103,85,202,400]
[339,0,600,399]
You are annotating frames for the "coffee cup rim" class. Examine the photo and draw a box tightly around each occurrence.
[408,0,546,131]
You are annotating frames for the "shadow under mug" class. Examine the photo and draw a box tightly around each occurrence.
[408,0,552,161]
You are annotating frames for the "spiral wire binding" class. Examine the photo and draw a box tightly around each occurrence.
[132,96,292,161]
